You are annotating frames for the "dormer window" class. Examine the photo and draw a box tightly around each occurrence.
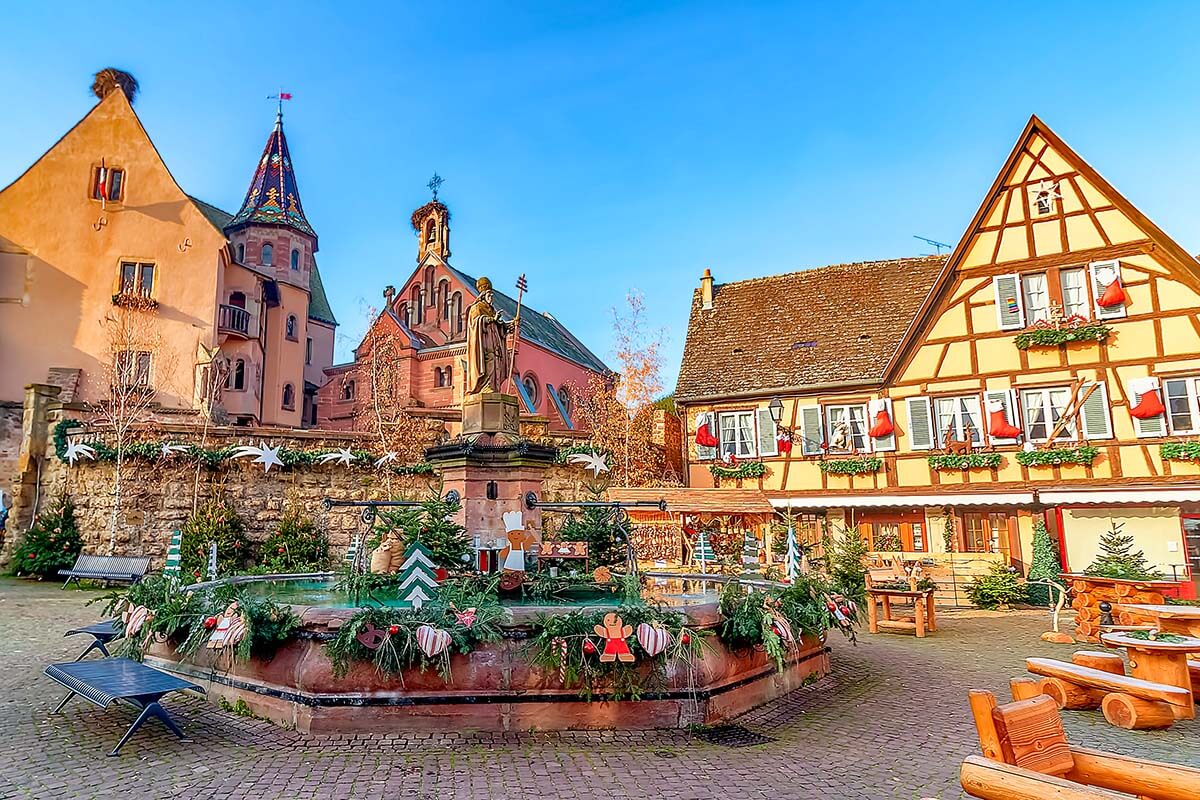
[261,243,273,266]
[91,164,124,202]
[290,249,300,271]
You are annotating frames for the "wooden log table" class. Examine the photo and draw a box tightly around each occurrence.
[866,587,937,638]
[1114,603,1200,637]
[1099,630,1200,716]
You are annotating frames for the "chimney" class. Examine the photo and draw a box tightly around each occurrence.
[700,268,714,310]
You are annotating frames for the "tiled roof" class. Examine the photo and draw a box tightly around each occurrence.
[188,196,233,230]
[307,258,337,326]
[675,255,947,402]
[226,118,316,242]
[445,266,609,374]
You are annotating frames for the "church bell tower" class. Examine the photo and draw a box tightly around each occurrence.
[412,173,450,263]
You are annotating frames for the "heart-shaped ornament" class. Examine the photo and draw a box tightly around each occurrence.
[416,624,452,658]
[636,622,671,657]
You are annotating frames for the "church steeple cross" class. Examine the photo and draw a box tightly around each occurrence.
[427,172,444,201]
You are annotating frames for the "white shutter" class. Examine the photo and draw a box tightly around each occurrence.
[756,407,778,457]
[984,389,1020,445]
[695,412,716,461]
[870,398,896,452]
[799,406,824,455]
[1080,381,1113,440]
[1089,260,1127,320]
[1131,378,1166,438]
[906,397,935,450]
[993,274,1026,330]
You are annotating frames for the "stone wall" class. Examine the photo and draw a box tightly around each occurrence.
[0,400,21,511]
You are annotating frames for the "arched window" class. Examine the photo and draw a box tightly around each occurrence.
[225,358,246,391]
[439,279,451,319]
[557,385,571,415]
[434,367,444,387]
[286,314,297,340]
[520,373,540,410]
[229,291,246,309]
[236,243,245,262]
[342,380,355,400]
[424,266,436,301]
[261,243,273,266]
[425,217,436,243]
[444,365,452,387]
[282,383,295,409]
[290,249,300,270]
[451,292,463,334]
[415,287,425,324]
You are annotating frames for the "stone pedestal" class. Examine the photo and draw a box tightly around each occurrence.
[462,392,520,436]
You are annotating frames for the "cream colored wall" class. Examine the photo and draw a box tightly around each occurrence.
[0,90,225,407]
[1061,506,1187,578]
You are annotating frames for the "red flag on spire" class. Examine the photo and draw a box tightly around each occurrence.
[279,92,292,100]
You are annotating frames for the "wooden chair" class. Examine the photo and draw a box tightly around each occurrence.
[1026,654,1193,729]
[963,688,1200,800]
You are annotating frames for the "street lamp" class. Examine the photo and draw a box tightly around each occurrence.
[768,396,784,426]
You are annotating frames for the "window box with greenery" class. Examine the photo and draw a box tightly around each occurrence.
[818,456,881,475]
[1014,446,1099,467]
[1013,321,1112,350]
[709,460,767,480]
[927,453,1002,471]
[1160,441,1200,462]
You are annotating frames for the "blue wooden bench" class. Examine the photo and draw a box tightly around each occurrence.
[44,658,204,756]
[64,619,124,660]
[59,554,151,588]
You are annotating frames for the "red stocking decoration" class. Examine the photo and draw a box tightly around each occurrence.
[777,429,793,454]
[867,400,893,438]
[1098,279,1126,308]
[695,412,718,448]
[1129,378,1164,419]
[986,399,1021,439]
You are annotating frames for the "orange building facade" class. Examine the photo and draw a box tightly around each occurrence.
[676,117,1200,598]
[0,83,336,428]
[317,198,607,434]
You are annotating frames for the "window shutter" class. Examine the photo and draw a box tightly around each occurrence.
[1089,260,1127,320]
[1080,381,1113,440]
[871,398,896,452]
[756,407,778,457]
[1131,381,1167,438]
[984,389,1020,445]
[906,397,934,450]
[799,406,824,455]
[993,275,1025,330]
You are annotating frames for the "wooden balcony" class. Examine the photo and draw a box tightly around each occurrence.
[218,304,254,338]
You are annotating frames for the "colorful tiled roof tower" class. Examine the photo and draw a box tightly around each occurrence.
[226,111,316,245]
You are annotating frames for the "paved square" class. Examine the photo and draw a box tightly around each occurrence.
[1,578,1196,799]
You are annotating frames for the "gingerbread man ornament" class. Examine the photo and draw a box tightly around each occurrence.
[593,612,635,663]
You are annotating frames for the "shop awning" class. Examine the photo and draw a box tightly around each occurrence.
[606,488,774,516]
[770,492,1037,509]
[1040,488,1200,505]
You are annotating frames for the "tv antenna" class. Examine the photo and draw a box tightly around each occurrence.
[913,235,951,254]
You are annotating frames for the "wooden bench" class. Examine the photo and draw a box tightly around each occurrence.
[59,554,150,588]
[1189,659,1199,695]
[865,566,937,638]
[1027,655,1193,729]
[964,688,1200,800]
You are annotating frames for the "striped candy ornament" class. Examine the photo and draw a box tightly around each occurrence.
[554,637,568,683]
[636,623,672,657]
[415,624,451,658]
[122,603,152,637]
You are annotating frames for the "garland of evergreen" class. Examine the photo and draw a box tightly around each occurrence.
[52,420,434,474]
[927,453,1002,471]
[1014,322,1112,350]
[554,444,612,463]
[1161,442,1200,462]
[709,460,767,479]
[819,457,882,475]
[1014,446,1099,467]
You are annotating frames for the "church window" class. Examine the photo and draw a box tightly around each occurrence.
[451,292,464,334]
[237,243,245,262]
[415,287,425,323]
[439,279,451,319]
[286,314,298,340]
[261,243,274,266]
[282,383,295,410]
[520,373,540,410]
[434,367,444,387]
[557,385,571,415]
[444,365,452,386]
[291,249,300,270]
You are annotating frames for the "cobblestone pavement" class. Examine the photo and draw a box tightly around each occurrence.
[2,578,1197,800]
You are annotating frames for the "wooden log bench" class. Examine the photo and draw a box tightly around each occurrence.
[58,554,151,588]
[1026,656,1193,729]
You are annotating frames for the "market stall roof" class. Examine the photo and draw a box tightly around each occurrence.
[606,487,775,517]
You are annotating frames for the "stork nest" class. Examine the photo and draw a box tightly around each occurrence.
[92,68,139,103]
[410,200,449,232]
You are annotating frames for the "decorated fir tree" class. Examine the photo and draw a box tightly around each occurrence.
[784,525,800,581]
[396,539,439,608]
[374,492,470,569]
[1083,521,1163,581]
[557,488,627,568]
[11,493,81,579]
[1025,520,1061,606]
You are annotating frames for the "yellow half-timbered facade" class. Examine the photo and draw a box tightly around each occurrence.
[675,116,1200,598]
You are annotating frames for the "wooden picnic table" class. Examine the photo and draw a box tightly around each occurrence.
[1100,631,1200,704]
[1115,603,1200,637]
[866,587,937,638]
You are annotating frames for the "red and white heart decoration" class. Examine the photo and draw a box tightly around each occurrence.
[415,624,451,658]
[636,622,672,657]
[122,602,153,637]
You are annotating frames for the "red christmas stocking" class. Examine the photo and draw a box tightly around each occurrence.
[695,413,718,448]
[867,401,893,438]
[1129,378,1164,419]
[777,430,793,454]
[986,399,1021,438]
[1098,279,1126,308]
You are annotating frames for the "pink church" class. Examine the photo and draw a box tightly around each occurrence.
[316,195,609,434]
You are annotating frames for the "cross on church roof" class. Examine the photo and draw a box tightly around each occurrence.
[427,172,444,201]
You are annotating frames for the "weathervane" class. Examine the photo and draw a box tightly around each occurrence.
[266,89,293,123]
[427,173,445,201]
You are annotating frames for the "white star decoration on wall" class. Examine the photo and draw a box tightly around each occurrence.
[230,442,284,473]
[373,452,400,468]
[318,448,357,466]
[566,451,609,477]
[160,443,189,459]
[64,442,96,465]
[1029,179,1061,210]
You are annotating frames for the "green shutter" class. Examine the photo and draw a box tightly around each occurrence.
[906,397,934,450]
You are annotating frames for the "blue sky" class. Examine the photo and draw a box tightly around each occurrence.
[3,2,1198,386]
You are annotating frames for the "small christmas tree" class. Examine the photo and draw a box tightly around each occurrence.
[692,528,716,572]
[163,529,183,582]
[784,525,800,581]
[1025,519,1061,606]
[396,539,439,608]
[557,488,627,567]
[1084,521,1163,581]
[375,493,470,569]
[11,493,81,579]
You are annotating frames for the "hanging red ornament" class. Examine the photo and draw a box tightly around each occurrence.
[986,399,1022,439]
[583,639,597,655]
[1129,377,1165,419]
[388,624,400,635]
[680,632,691,645]
[203,616,218,629]
[867,399,894,438]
